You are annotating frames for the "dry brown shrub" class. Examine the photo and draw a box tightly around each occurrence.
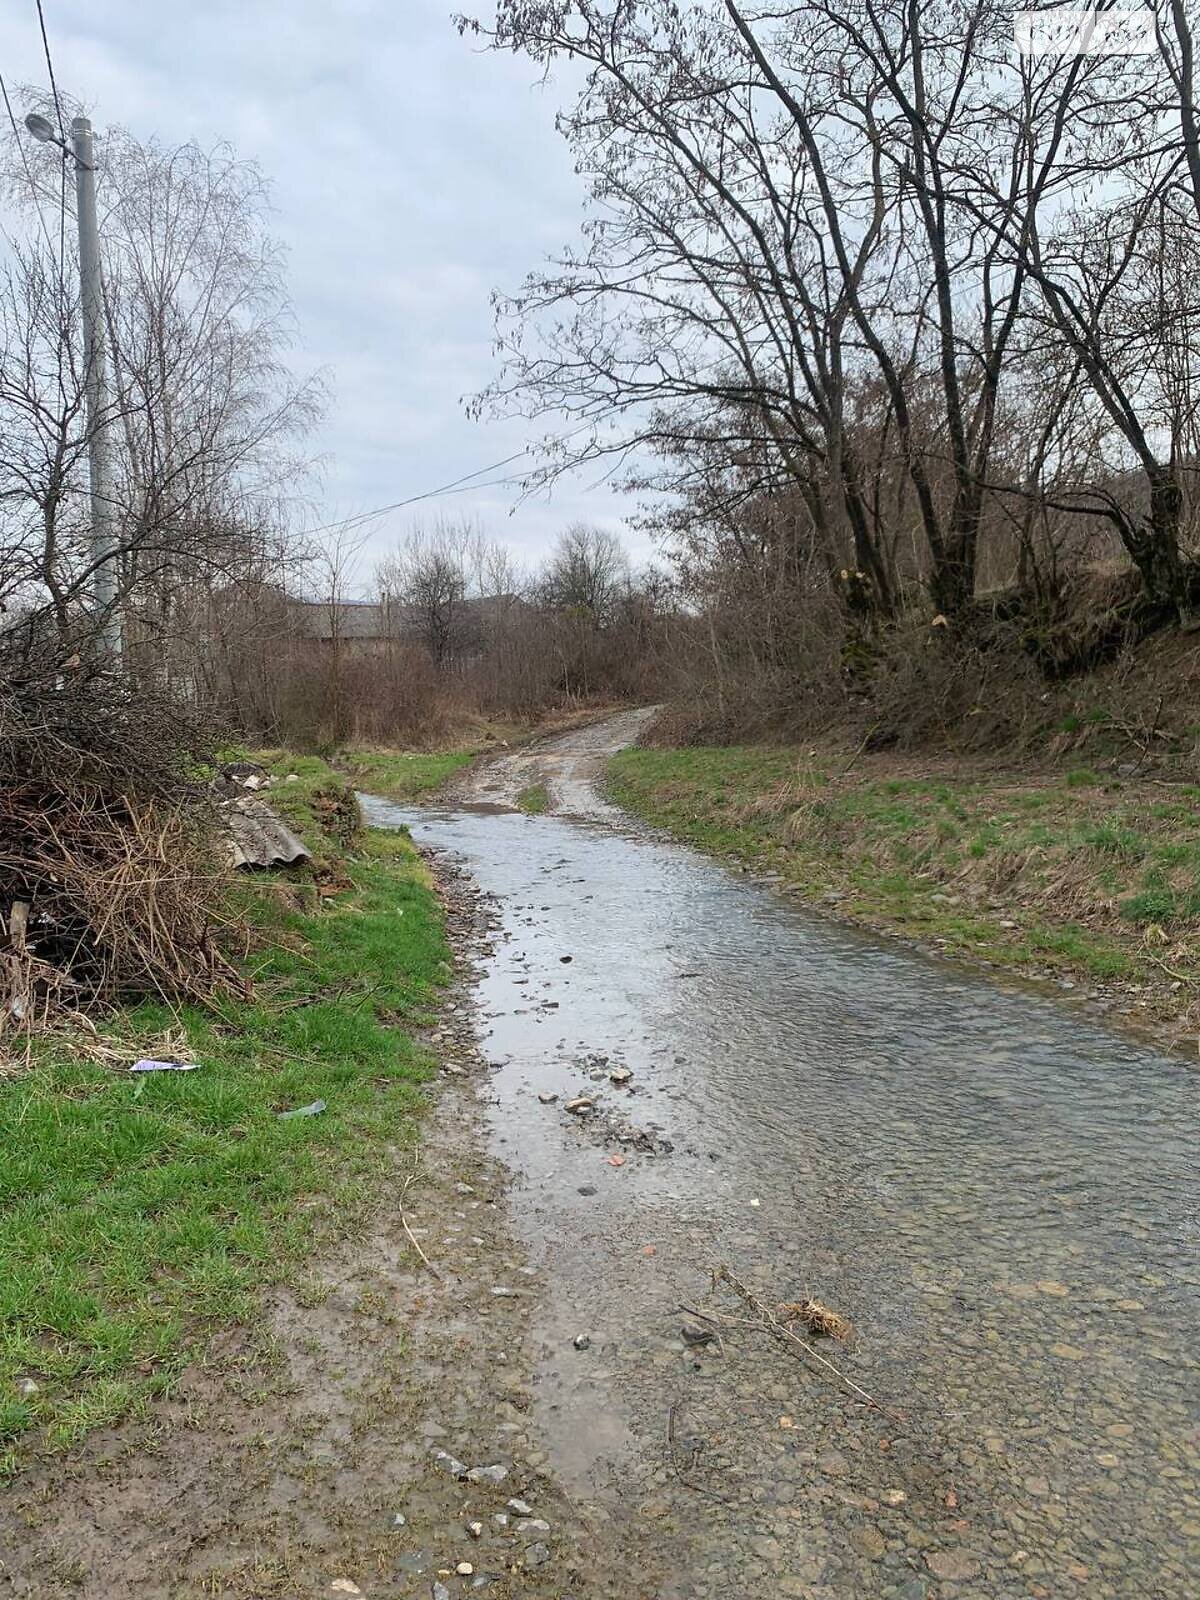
[1,642,241,1044]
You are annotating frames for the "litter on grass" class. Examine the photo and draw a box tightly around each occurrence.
[277,1098,327,1119]
[130,1058,200,1073]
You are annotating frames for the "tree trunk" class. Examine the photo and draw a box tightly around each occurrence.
[1130,467,1188,615]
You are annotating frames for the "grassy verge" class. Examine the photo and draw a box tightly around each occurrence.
[337,748,477,801]
[607,745,1200,1029]
[0,758,446,1470]
[516,783,550,815]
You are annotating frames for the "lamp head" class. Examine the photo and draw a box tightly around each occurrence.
[23,113,57,143]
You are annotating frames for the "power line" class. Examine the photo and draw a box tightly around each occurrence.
[34,0,66,140]
[298,449,536,538]
[33,0,69,279]
[297,418,605,539]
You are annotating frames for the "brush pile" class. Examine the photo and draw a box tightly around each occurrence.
[0,643,241,1043]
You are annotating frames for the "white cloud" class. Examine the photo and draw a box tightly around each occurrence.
[0,0,657,569]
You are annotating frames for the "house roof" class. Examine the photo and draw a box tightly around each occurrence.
[291,594,524,641]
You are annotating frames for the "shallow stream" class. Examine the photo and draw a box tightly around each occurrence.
[365,775,1199,1600]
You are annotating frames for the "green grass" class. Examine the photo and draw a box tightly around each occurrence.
[0,762,446,1469]
[607,744,1200,990]
[516,783,550,815]
[340,748,476,800]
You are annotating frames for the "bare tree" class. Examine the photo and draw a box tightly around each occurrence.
[375,517,485,667]
[539,523,628,620]
[0,100,325,671]
[0,242,92,637]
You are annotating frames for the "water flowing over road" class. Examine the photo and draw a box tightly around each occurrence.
[364,715,1200,1600]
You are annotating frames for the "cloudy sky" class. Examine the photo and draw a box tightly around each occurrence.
[0,0,647,582]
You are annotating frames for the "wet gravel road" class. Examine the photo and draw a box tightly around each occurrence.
[363,715,1200,1600]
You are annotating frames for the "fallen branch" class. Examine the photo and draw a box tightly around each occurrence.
[1144,950,1198,985]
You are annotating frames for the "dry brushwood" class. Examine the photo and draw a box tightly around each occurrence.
[778,1298,853,1341]
[712,1265,897,1419]
[0,641,244,1044]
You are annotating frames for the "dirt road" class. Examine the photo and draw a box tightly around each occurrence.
[445,708,658,819]
[5,711,1197,1600]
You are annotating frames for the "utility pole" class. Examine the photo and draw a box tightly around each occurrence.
[25,111,121,660]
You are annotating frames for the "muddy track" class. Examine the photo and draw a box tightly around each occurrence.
[443,708,658,819]
[0,865,644,1600]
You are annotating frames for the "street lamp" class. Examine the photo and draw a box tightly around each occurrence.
[26,110,121,660]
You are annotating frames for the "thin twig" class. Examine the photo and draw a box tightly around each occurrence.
[1145,951,1198,985]
[399,1156,443,1282]
[666,1399,733,1503]
[713,1265,900,1422]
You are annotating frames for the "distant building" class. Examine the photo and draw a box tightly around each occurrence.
[292,597,398,653]
[289,594,524,657]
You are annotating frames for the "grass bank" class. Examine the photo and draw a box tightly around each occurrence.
[607,744,1200,1045]
[338,748,477,801]
[0,758,446,1471]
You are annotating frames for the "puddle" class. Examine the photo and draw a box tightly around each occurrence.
[365,784,1200,1599]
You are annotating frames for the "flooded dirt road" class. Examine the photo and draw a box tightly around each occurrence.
[365,715,1200,1600]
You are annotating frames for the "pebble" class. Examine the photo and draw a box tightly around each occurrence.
[466,1463,509,1484]
[432,1585,451,1600]
[924,1549,981,1581]
[507,1497,533,1516]
[456,1563,474,1576]
[490,1286,517,1298]
[573,1333,591,1350]
[851,1526,887,1559]
[388,1512,407,1529]
[565,1097,594,1114]
[537,1091,558,1104]
[523,1542,551,1569]
[491,1513,509,1531]
[515,1518,551,1533]
[466,1521,483,1539]
[432,1450,468,1479]
[1050,1342,1086,1361]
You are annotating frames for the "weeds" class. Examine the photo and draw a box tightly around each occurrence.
[516,783,550,814]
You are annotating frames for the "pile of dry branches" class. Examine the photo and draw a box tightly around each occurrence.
[0,640,241,1042]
